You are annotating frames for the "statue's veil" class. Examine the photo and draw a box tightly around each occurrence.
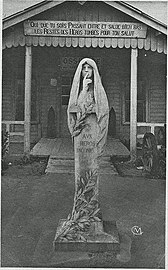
[67,58,109,155]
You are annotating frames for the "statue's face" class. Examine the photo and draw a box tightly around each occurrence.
[82,63,93,78]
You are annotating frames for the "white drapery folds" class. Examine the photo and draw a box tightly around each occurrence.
[67,58,109,156]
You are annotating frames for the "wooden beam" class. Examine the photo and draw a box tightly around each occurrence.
[130,48,138,161]
[24,45,32,155]
[3,0,167,36]
[3,1,65,30]
[104,1,167,35]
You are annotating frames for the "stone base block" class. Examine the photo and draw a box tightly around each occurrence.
[54,220,120,253]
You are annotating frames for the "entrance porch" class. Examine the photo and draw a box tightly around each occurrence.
[30,136,130,158]
[30,136,130,174]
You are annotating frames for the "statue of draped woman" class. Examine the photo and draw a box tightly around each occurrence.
[54,58,112,244]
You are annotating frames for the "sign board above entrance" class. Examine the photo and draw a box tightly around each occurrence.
[24,21,147,38]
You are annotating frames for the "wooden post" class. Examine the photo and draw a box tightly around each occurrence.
[24,46,32,155]
[130,48,138,161]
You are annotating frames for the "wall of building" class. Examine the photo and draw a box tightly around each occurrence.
[32,46,166,140]
[2,48,19,121]
[121,49,167,141]
[2,45,167,144]
[2,47,40,146]
[32,46,131,138]
[148,55,166,123]
[2,0,167,148]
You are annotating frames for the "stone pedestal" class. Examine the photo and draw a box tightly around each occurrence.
[54,219,119,253]
[54,108,119,253]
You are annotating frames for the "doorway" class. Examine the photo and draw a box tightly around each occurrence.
[47,106,57,138]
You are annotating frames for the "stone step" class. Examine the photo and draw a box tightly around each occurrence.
[46,158,74,174]
[49,159,74,166]
[46,157,118,175]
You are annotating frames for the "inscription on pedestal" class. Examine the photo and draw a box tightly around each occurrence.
[77,133,95,153]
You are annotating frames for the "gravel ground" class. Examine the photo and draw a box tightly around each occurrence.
[1,158,166,268]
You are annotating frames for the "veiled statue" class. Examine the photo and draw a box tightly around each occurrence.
[55,58,111,244]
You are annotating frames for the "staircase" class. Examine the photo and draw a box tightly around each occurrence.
[46,157,75,174]
[30,137,129,175]
[46,156,118,175]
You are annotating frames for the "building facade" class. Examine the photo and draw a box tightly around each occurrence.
[2,1,167,159]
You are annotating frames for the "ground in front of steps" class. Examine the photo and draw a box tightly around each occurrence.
[1,158,165,268]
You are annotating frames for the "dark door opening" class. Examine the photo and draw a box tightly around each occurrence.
[47,106,57,138]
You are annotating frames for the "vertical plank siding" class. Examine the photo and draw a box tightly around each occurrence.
[125,38,131,49]
[137,39,144,50]
[118,38,124,48]
[33,46,61,137]
[130,38,138,48]
[4,28,14,48]
[112,38,118,48]
[150,91,166,122]
[72,37,79,47]
[2,48,18,120]
[2,81,14,120]
[157,35,164,54]
[144,32,151,51]
[3,32,166,53]
[32,36,39,46]
[149,82,166,123]
[149,53,166,123]
[104,49,130,139]
[66,37,72,47]
[150,31,157,52]
[2,47,39,143]
[52,37,59,47]
[78,37,84,48]
[104,38,111,48]
[164,37,167,54]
